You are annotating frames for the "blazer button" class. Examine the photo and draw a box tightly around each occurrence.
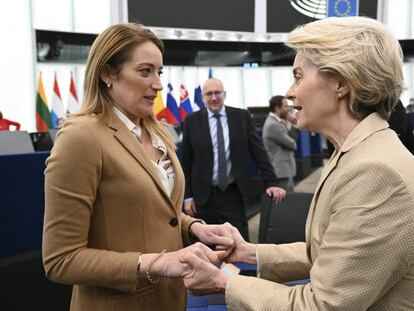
[169,218,178,227]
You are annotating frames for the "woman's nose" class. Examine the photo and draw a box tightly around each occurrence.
[286,85,294,100]
[153,76,163,91]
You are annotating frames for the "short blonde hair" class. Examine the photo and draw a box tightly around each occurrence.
[286,16,404,120]
[78,23,175,150]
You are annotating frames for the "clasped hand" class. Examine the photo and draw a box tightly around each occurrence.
[180,223,256,295]
[158,222,236,279]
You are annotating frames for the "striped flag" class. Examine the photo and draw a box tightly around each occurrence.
[153,91,167,120]
[50,73,65,127]
[194,84,205,110]
[179,84,193,121]
[36,72,53,132]
[67,72,79,114]
[165,83,181,125]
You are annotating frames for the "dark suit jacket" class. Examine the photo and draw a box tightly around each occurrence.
[388,100,414,153]
[182,106,277,206]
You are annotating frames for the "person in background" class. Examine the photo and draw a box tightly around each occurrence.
[180,16,414,310]
[42,23,234,311]
[181,78,286,241]
[0,111,20,131]
[56,117,66,128]
[406,97,414,113]
[262,95,298,192]
[388,99,414,154]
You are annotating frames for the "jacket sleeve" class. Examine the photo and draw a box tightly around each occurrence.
[180,212,199,246]
[245,111,278,187]
[266,121,297,151]
[42,119,139,293]
[225,161,414,311]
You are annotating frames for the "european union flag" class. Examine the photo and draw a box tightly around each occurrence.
[327,0,358,17]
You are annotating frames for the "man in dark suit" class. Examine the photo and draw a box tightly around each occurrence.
[181,78,286,240]
[388,99,414,154]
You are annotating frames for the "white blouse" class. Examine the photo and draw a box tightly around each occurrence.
[112,107,175,197]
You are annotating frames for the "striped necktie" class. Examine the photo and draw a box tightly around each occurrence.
[213,113,228,191]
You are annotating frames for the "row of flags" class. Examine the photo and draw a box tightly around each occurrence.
[36,69,213,131]
[153,83,205,125]
[155,68,213,125]
[36,72,79,132]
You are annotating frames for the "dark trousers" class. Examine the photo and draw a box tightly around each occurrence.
[195,183,249,241]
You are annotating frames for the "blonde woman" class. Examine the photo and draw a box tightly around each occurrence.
[42,23,234,311]
[181,16,414,310]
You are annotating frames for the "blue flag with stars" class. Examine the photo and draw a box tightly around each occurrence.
[327,0,358,17]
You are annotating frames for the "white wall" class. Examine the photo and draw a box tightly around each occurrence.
[0,1,36,131]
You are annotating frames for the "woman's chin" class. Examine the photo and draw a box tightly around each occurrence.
[136,109,154,119]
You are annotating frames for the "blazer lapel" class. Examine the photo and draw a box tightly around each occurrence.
[226,107,237,153]
[305,150,342,258]
[305,113,390,259]
[104,111,175,207]
[169,147,184,209]
[201,109,214,167]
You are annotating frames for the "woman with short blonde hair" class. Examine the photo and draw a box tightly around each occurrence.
[286,16,404,120]
[180,17,414,311]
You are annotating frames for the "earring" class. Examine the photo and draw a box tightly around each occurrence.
[338,93,342,99]
[107,82,112,88]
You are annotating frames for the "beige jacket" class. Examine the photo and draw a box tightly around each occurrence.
[226,113,414,310]
[42,111,194,311]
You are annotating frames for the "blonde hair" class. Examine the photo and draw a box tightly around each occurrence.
[286,16,405,120]
[78,22,175,150]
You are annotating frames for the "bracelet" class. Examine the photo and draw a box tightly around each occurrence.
[146,249,166,284]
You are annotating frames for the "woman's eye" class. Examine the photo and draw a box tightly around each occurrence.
[140,68,152,75]
[158,70,163,76]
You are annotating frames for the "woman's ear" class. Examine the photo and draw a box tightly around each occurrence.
[100,64,113,86]
[336,78,350,98]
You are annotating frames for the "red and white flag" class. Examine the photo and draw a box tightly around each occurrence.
[67,73,79,114]
[50,73,65,127]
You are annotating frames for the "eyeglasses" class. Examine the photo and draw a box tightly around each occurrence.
[203,91,225,98]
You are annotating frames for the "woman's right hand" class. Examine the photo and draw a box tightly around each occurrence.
[152,242,225,279]
[216,224,257,264]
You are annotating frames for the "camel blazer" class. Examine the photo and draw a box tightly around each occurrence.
[262,113,297,179]
[226,113,414,310]
[42,111,194,311]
